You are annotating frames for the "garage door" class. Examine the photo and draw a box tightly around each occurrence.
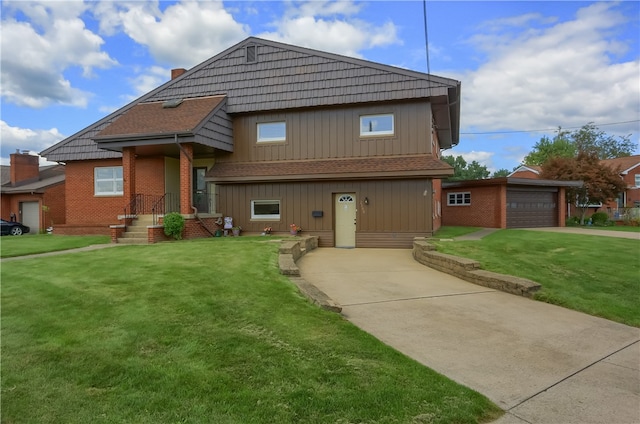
[20,201,39,234]
[506,189,557,228]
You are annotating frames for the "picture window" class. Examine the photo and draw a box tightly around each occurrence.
[94,166,123,196]
[360,114,394,137]
[251,200,280,220]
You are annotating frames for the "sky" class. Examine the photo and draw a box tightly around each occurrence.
[1,0,639,173]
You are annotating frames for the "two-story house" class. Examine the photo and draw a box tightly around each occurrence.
[41,37,460,248]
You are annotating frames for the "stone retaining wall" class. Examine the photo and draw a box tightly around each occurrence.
[277,236,342,313]
[413,239,541,298]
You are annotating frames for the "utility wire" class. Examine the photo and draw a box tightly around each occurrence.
[460,120,640,136]
[423,0,431,76]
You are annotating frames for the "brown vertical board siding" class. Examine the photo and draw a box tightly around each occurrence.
[224,100,433,164]
[217,179,434,248]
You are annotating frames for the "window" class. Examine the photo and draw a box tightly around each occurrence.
[246,45,257,63]
[447,192,471,206]
[360,114,394,137]
[251,200,280,220]
[257,122,286,143]
[635,174,640,187]
[94,166,123,196]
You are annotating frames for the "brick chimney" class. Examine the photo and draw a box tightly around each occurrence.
[10,151,39,185]
[171,68,187,80]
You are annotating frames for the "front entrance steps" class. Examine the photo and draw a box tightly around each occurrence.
[117,215,154,244]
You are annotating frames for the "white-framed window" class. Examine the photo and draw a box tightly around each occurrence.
[257,122,286,143]
[94,166,123,196]
[447,192,471,206]
[360,114,394,137]
[251,200,281,220]
[635,174,640,187]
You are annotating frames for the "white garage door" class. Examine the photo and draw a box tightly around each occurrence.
[20,201,39,234]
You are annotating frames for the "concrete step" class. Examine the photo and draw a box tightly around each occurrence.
[117,237,148,244]
[120,231,147,238]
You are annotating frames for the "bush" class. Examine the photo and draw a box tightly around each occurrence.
[590,212,609,226]
[163,213,185,240]
[566,216,580,226]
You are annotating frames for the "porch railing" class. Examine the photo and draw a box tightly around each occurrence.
[151,193,180,225]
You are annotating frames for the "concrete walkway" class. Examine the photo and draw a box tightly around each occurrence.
[297,248,640,424]
[1,243,121,262]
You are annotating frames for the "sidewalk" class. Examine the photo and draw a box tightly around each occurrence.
[297,248,640,424]
[1,244,120,262]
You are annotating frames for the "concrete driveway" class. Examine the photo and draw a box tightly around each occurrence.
[297,248,640,424]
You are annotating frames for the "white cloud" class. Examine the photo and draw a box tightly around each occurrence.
[0,1,117,108]
[94,0,249,68]
[458,2,640,138]
[0,121,66,165]
[258,1,401,58]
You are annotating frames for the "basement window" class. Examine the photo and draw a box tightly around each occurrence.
[95,166,123,196]
[257,122,286,143]
[251,200,281,220]
[447,192,471,206]
[360,114,394,137]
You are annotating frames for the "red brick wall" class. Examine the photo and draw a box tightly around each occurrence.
[510,170,540,179]
[42,183,66,226]
[65,159,124,225]
[136,156,166,196]
[65,157,167,228]
[442,185,504,228]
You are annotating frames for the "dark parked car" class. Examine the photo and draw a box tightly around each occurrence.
[1,219,30,236]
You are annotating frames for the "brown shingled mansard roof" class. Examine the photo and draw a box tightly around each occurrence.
[207,155,454,183]
[40,37,461,162]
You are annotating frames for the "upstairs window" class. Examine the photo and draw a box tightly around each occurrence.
[635,174,640,187]
[95,166,123,196]
[447,192,471,206]
[360,114,394,137]
[246,45,257,63]
[257,122,286,143]
[251,200,280,220]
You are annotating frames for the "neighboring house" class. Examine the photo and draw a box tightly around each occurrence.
[0,151,66,233]
[601,155,640,211]
[509,155,640,219]
[507,165,541,179]
[442,177,582,229]
[40,37,460,248]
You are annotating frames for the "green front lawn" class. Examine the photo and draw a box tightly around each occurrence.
[433,226,481,239]
[432,230,640,327]
[0,234,110,258]
[1,238,501,424]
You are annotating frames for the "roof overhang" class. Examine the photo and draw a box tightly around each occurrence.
[443,177,583,189]
[431,83,461,149]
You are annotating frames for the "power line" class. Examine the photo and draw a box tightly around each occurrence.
[423,0,431,76]
[460,120,640,135]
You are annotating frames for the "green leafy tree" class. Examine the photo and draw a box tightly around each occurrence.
[442,155,490,181]
[540,151,626,225]
[491,169,510,178]
[571,123,634,159]
[523,129,575,165]
[523,123,633,165]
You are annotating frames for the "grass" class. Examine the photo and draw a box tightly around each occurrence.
[1,238,502,424]
[432,230,640,327]
[433,226,481,239]
[0,234,110,258]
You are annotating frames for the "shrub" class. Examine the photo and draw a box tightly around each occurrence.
[163,213,185,240]
[590,212,609,226]
[566,216,580,226]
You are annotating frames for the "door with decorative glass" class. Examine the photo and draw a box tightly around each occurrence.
[335,193,356,248]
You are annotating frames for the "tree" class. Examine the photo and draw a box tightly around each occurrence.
[523,130,575,165]
[540,151,626,225]
[442,155,490,181]
[491,169,510,178]
[523,123,634,165]
[571,123,635,160]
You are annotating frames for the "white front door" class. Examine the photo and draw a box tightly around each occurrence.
[335,193,356,248]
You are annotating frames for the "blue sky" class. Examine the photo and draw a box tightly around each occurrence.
[1,0,639,172]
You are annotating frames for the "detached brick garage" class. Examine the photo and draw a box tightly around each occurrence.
[442,177,582,229]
